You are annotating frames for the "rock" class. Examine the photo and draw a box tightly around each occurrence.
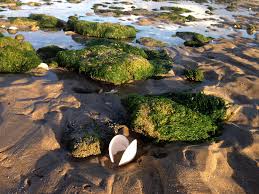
[7,26,18,34]
[28,14,65,28]
[66,17,136,39]
[37,63,49,70]
[123,93,226,141]
[136,37,168,48]
[176,32,213,47]
[184,68,204,82]
[247,24,256,35]
[64,30,76,35]
[30,25,39,31]
[37,45,65,62]
[15,34,24,41]
[57,40,172,85]
[62,121,102,158]
[0,37,41,73]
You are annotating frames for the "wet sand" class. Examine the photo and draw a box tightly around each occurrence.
[0,36,258,193]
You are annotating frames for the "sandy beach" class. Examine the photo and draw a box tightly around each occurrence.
[0,35,258,193]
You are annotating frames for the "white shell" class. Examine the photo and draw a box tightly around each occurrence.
[109,135,137,166]
[38,63,49,70]
[119,139,137,166]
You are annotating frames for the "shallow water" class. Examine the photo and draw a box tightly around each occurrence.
[0,0,257,49]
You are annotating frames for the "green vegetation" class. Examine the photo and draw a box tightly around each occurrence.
[56,39,172,84]
[28,14,64,28]
[124,93,226,142]
[66,17,136,39]
[184,68,204,82]
[176,32,213,47]
[0,32,3,37]
[136,37,168,47]
[0,37,41,73]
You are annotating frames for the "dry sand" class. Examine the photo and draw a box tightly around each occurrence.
[0,37,258,193]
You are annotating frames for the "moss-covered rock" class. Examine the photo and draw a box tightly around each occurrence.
[176,31,213,47]
[144,49,172,75]
[136,37,168,47]
[186,15,197,21]
[66,17,136,39]
[26,1,42,6]
[0,36,33,50]
[0,37,41,73]
[9,17,38,28]
[167,92,226,122]
[123,94,224,141]
[14,34,24,41]
[247,24,256,35]
[184,68,204,82]
[57,43,153,84]
[28,14,64,28]
[160,6,191,14]
[157,12,187,23]
[57,39,172,84]
[63,124,101,158]
[71,134,101,158]
[37,45,65,62]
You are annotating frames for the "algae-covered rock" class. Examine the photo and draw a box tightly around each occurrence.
[0,37,41,73]
[136,37,168,47]
[37,45,65,62]
[157,12,187,23]
[57,43,153,85]
[167,92,227,122]
[66,17,136,39]
[124,94,223,141]
[57,40,172,84]
[28,14,64,28]
[160,6,191,14]
[14,34,24,41]
[63,123,101,158]
[184,68,204,82]
[9,17,38,28]
[0,36,33,50]
[71,134,101,158]
[176,31,213,47]
[144,49,172,75]
[247,24,256,35]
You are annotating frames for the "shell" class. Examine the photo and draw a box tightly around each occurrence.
[119,139,137,166]
[109,135,129,163]
[109,135,137,166]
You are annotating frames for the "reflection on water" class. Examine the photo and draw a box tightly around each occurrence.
[0,0,257,49]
